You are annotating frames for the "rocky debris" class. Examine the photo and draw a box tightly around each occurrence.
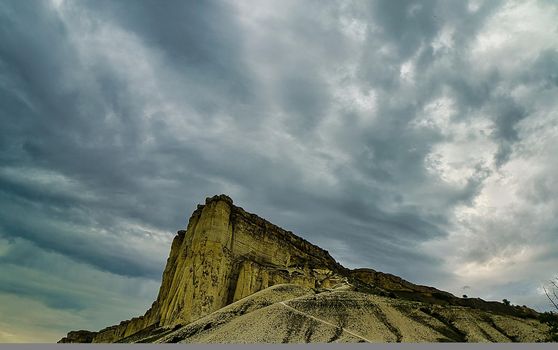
[59,194,549,343]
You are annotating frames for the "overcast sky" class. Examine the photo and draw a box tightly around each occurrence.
[1,0,558,342]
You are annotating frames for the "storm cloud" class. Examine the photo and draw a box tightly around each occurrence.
[1,0,558,342]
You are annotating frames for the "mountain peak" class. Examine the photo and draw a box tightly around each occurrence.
[205,194,233,206]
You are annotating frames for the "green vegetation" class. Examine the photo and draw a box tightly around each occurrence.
[539,312,558,342]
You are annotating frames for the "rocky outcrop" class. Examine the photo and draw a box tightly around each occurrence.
[149,194,346,328]
[61,195,348,343]
[350,269,538,319]
[59,194,547,343]
[58,330,96,343]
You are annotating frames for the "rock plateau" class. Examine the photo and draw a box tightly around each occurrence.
[59,195,551,343]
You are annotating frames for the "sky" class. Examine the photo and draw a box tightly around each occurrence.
[1,0,558,342]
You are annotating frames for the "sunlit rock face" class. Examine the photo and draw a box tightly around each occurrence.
[63,195,347,343]
[151,194,346,329]
[59,195,550,343]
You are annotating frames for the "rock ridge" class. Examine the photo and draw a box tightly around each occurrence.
[59,194,544,343]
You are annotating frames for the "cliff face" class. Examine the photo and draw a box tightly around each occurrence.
[77,195,347,343]
[59,194,547,343]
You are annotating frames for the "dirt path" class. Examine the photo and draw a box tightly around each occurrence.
[278,301,373,343]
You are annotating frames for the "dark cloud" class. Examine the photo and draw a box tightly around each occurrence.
[278,72,332,134]
[75,0,263,132]
[367,0,440,59]
[0,0,234,278]
[491,96,528,166]
[522,49,558,88]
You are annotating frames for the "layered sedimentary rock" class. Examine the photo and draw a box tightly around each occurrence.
[60,194,549,343]
[66,195,348,343]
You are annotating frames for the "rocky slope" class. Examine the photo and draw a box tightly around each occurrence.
[150,284,549,343]
[59,194,549,343]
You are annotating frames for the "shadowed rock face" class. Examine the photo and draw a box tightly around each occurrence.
[58,330,96,343]
[59,195,548,343]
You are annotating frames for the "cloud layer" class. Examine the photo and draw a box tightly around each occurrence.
[1,0,557,341]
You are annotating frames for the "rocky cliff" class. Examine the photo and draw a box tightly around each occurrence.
[62,195,349,343]
[59,194,549,343]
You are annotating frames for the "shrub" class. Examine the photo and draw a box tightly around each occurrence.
[539,312,558,342]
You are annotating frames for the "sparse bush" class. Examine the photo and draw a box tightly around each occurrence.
[462,294,468,299]
[432,292,452,302]
[502,299,511,306]
[539,312,558,342]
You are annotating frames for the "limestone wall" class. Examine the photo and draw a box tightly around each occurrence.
[88,194,345,343]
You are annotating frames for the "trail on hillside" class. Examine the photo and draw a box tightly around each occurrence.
[278,301,373,343]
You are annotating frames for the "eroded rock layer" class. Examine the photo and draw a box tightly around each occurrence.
[69,195,348,343]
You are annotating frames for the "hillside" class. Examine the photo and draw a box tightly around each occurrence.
[59,195,549,343]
